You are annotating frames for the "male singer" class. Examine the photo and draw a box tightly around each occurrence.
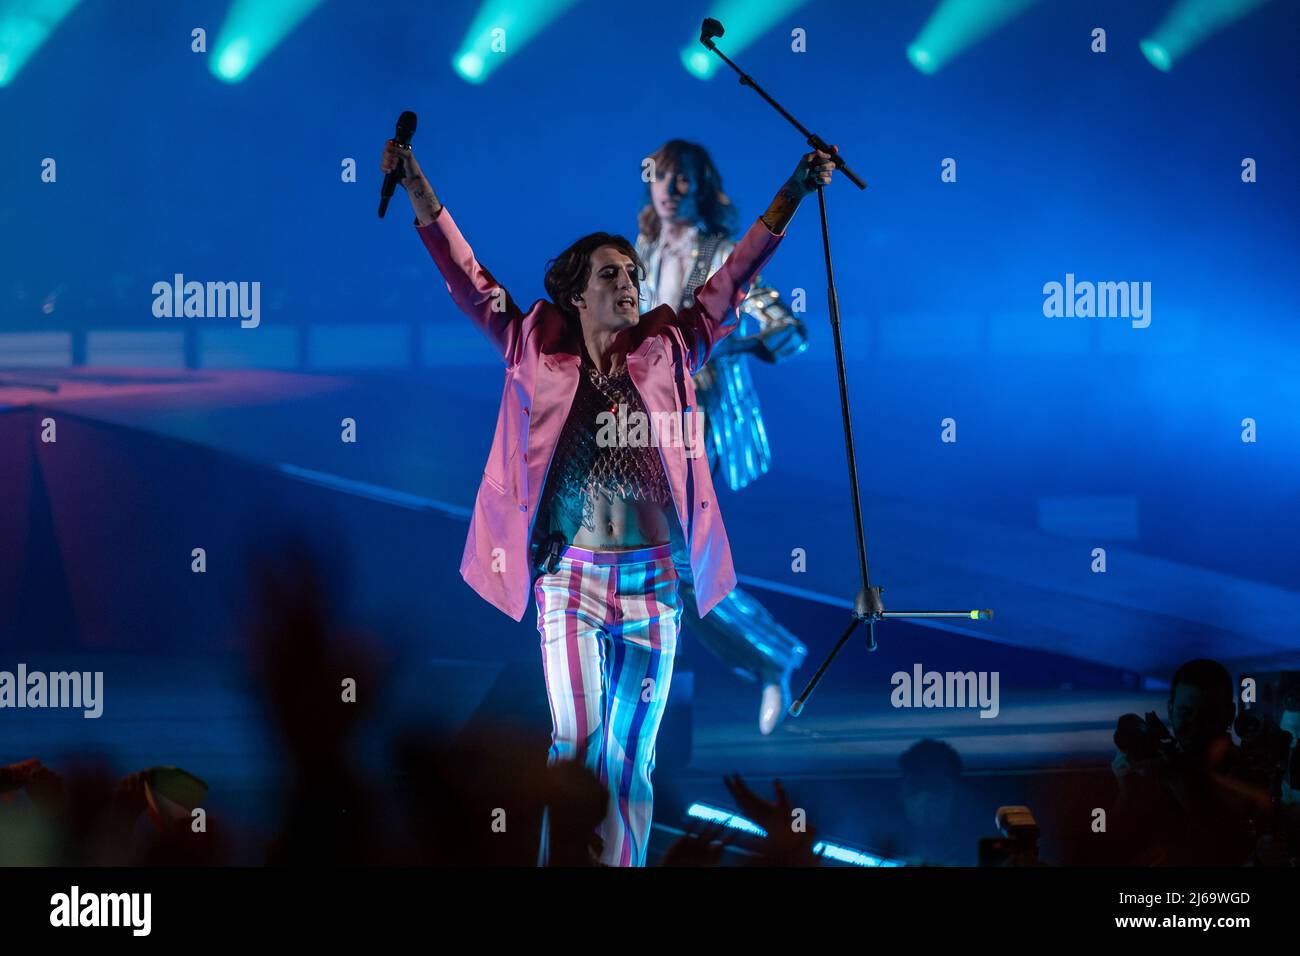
[382,139,835,866]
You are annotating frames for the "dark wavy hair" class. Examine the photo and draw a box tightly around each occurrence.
[638,139,739,242]
[543,232,645,329]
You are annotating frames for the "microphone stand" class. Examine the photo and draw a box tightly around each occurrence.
[698,22,993,718]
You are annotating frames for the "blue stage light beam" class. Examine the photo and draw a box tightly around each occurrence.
[680,0,811,80]
[907,0,1039,75]
[210,0,325,84]
[1140,0,1274,72]
[0,0,82,88]
[452,0,581,84]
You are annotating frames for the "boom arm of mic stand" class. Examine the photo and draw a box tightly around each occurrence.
[701,39,866,190]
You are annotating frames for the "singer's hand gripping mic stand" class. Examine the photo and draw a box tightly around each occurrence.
[698,19,993,718]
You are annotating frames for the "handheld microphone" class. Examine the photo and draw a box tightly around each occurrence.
[700,18,724,47]
[378,110,418,219]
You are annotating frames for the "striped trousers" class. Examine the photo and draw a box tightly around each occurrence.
[534,543,680,867]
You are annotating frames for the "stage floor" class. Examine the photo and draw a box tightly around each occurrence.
[4,365,1296,677]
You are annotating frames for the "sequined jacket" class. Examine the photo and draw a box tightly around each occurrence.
[636,230,808,491]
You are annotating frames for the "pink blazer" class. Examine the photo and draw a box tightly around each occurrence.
[415,208,784,621]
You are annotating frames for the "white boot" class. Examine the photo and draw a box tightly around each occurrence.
[758,668,793,735]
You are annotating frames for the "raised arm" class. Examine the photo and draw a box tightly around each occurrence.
[703,242,808,364]
[382,140,526,364]
[676,149,835,374]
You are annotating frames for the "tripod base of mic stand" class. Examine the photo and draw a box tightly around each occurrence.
[853,585,885,622]
[788,586,994,718]
[850,585,885,654]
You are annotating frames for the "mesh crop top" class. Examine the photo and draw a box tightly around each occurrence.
[540,359,673,532]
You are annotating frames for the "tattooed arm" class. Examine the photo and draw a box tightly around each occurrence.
[760,180,805,235]
[407,177,442,226]
[384,140,525,364]
[674,149,836,373]
[380,139,442,224]
[761,148,836,233]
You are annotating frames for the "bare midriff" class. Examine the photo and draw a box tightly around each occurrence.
[553,490,673,551]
